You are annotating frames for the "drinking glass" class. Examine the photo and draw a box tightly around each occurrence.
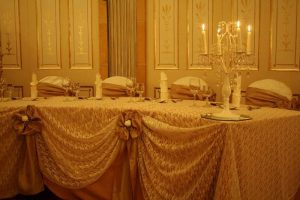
[0,78,7,101]
[62,77,71,96]
[201,86,213,107]
[6,84,14,100]
[136,83,145,101]
[126,77,136,102]
[189,78,200,106]
[72,82,80,98]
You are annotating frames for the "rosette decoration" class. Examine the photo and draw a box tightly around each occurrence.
[117,110,142,141]
[13,105,42,135]
[12,105,44,195]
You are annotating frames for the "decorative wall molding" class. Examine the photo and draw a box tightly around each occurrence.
[154,0,178,69]
[0,0,21,69]
[37,0,61,69]
[270,0,299,71]
[187,0,213,69]
[69,0,93,69]
[232,0,260,70]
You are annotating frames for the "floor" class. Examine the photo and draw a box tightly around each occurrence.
[5,188,61,200]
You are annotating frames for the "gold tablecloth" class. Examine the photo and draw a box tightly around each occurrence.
[0,97,300,200]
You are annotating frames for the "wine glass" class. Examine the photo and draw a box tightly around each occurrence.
[201,85,213,107]
[189,78,200,106]
[126,77,136,102]
[0,78,7,101]
[6,84,14,100]
[136,83,145,101]
[62,77,71,96]
[72,82,80,98]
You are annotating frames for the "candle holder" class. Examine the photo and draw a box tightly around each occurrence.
[209,21,254,119]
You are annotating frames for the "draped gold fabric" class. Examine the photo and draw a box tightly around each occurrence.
[1,98,300,200]
[138,117,226,200]
[245,87,292,109]
[102,83,130,97]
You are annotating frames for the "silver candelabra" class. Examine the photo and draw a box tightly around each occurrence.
[209,21,254,119]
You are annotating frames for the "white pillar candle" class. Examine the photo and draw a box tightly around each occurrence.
[160,72,168,100]
[236,21,243,52]
[32,73,37,83]
[246,25,252,55]
[202,24,208,54]
[217,28,222,55]
[95,74,102,98]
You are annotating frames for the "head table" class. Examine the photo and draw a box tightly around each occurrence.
[0,97,299,200]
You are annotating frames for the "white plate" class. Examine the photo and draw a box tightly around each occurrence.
[201,113,252,121]
[87,97,102,100]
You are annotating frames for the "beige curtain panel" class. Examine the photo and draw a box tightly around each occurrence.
[108,0,136,78]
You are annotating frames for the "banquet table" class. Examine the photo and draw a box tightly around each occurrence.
[0,97,300,200]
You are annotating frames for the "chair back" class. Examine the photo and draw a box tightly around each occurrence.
[102,76,132,97]
[245,79,292,109]
[170,76,215,100]
[37,76,69,97]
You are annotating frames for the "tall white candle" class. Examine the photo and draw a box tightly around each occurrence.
[236,21,243,52]
[217,28,222,55]
[95,73,102,98]
[32,73,37,83]
[246,25,252,55]
[202,24,208,54]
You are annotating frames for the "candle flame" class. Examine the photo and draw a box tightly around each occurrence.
[202,24,206,31]
[237,21,240,28]
[248,25,252,32]
[217,27,221,34]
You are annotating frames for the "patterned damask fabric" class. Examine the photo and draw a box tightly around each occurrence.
[1,98,300,200]
[139,117,226,200]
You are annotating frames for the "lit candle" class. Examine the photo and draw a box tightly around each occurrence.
[202,24,208,54]
[217,28,222,55]
[236,21,243,52]
[246,25,252,55]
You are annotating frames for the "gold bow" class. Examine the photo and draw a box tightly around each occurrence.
[13,105,42,135]
[117,110,142,140]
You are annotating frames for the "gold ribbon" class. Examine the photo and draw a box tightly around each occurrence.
[13,105,44,195]
[245,87,292,109]
[116,110,142,196]
[102,83,131,97]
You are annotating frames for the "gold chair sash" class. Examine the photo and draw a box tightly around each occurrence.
[245,87,292,109]
[102,83,130,97]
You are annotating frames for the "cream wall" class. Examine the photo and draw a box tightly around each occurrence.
[2,0,100,97]
[146,0,300,99]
